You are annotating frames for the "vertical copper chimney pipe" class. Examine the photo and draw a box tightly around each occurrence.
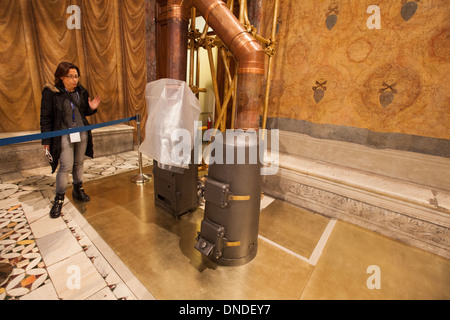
[192,0,265,129]
[166,1,191,80]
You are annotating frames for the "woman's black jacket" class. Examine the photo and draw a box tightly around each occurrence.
[40,82,97,173]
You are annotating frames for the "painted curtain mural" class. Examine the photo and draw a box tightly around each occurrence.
[0,0,147,134]
[261,0,449,141]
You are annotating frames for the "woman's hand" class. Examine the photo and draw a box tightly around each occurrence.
[88,96,101,110]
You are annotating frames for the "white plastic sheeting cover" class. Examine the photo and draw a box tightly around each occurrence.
[139,78,201,171]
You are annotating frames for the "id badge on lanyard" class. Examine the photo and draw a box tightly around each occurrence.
[70,131,81,143]
[68,90,81,143]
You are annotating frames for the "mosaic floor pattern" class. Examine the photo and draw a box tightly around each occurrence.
[0,204,49,299]
[0,150,153,300]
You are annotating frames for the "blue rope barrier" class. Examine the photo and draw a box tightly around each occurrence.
[0,116,137,147]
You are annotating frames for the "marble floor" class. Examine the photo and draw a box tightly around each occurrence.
[1,150,449,300]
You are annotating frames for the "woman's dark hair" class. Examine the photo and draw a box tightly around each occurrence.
[54,61,80,86]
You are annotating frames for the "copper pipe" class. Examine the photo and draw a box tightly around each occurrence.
[165,0,265,128]
[165,1,191,80]
[192,0,265,128]
[194,0,265,75]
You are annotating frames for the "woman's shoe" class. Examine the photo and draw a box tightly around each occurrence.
[50,193,65,219]
[72,183,90,202]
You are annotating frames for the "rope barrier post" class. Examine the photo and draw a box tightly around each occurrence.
[131,113,151,184]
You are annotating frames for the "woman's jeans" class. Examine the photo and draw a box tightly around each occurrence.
[55,132,88,194]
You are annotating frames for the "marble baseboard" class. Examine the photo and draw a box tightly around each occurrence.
[263,154,450,259]
[92,124,134,158]
[265,118,450,159]
[266,130,450,192]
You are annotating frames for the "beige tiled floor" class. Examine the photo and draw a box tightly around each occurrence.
[301,220,450,299]
[1,150,449,300]
[72,164,450,300]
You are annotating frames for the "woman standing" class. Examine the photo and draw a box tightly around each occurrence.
[40,62,101,218]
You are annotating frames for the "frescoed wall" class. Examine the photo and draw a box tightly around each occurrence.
[260,0,449,155]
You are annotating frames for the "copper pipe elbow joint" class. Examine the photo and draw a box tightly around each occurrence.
[193,0,265,75]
